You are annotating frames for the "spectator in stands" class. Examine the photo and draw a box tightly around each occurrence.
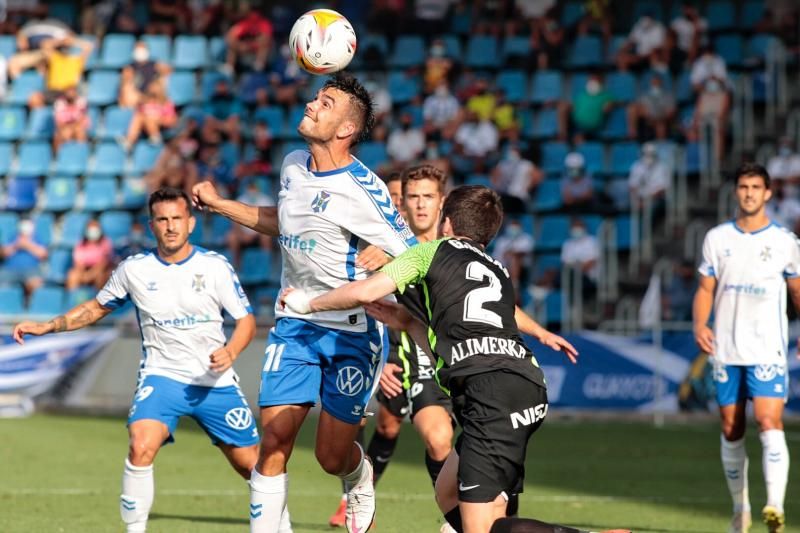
[196,140,235,194]
[766,137,800,197]
[387,112,425,168]
[413,0,451,36]
[616,10,667,71]
[560,217,600,293]
[491,144,543,214]
[146,0,192,36]
[560,152,595,211]
[627,74,676,140]
[530,6,564,70]
[466,78,496,122]
[115,221,151,260]
[690,44,730,160]
[493,218,535,301]
[0,1,47,34]
[492,89,519,141]
[268,44,306,107]
[557,73,614,143]
[0,55,7,101]
[66,219,113,291]
[0,218,47,296]
[8,17,73,79]
[575,0,612,44]
[453,109,499,173]
[423,81,460,140]
[53,85,90,152]
[123,79,177,149]
[192,0,228,36]
[235,120,273,179]
[119,40,172,109]
[203,77,242,144]
[145,134,198,194]
[628,142,669,209]
[28,36,94,109]
[225,6,273,74]
[767,185,800,234]
[423,39,454,95]
[81,0,139,38]
[662,259,697,322]
[227,179,274,269]
[670,3,707,64]
[364,77,393,125]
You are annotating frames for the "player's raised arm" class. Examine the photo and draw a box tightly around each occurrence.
[13,299,113,344]
[191,181,279,237]
[514,306,578,363]
[283,273,398,314]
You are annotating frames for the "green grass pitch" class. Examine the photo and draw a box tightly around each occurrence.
[1,414,798,532]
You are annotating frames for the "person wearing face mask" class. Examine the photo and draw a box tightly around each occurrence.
[119,41,171,109]
[627,74,676,140]
[492,218,535,300]
[560,218,600,294]
[0,218,47,296]
[616,10,667,71]
[66,220,114,291]
[670,3,708,63]
[689,44,730,160]
[53,85,89,152]
[766,137,800,197]
[557,74,615,143]
[387,112,426,169]
[628,142,669,209]
[424,39,454,94]
[491,144,543,214]
[560,152,595,211]
[423,81,460,140]
[454,109,500,174]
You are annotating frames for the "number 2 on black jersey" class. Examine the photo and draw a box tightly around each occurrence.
[463,261,503,327]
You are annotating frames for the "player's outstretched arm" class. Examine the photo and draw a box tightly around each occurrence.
[787,277,800,359]
[282,273,398,314]
[209,314,256,373]
[13,299,113,344]
[191,181,279,237]
[514,306,579,363]
[692,275,716,354]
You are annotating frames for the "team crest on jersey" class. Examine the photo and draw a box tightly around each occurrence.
[192,274,206,293]
[760,246,772,261]
[311,190,332,213]
[394,212,407,230]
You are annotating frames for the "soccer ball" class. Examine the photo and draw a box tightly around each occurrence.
[289,9,357,75]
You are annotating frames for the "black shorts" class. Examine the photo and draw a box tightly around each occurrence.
[375,388,409,418]
[452,370,548,503]
[407,378,452,420]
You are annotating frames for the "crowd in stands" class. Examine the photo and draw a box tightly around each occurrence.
[0,0,797,325]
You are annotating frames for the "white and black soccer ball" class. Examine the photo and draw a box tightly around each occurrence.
[289,9,357,75]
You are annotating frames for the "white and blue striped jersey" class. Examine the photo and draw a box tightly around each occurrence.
[96,247,252,387]
[276,150,416,332]
[698,220,800,365]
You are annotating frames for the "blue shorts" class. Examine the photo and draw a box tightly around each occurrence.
[128,374,260,448]
[258,317,384,424]
[712,362,789,407]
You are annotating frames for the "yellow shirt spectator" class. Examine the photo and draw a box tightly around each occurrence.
[47,51,85,91]
[467,93,495,121]
[493,103,516,131]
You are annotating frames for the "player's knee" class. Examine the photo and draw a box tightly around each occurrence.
[755,414,783,432]
[721,420,745,441]
[127,440,158,466]
[376,417,402,439]
[315,447,349,476]
[424,427,452,461]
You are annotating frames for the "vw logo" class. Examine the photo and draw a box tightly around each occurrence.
[754,364,781,382]
[336,366,365,397]
[225,407,253,430]
[135,386,154,402]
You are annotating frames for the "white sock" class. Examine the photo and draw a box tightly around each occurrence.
[720,435,750,513]
[760,429,789,513]
[250,469,288,533]
[278,506,292,533]
[120,458,154,533]
[341,443,366,489]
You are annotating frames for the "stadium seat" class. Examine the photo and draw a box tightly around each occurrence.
[100,33,135,68]
[615,214,635,250]
[207,215,232,247]
[532,253,561,281]
[0,142,12,175]
[66,287,95,309]
[98,106,133,141]
[100,211,133,247]
[120,177,147,209]
[745,34,776,67]
[0,34,16,57]
[560,1,584,27]
[7,71,44,106]
[675,70,693,104]
[239,249,272,285]
[200,70,228,101]
[28,286,66,316]
[83,178,117,211]
[173,35,208,69]
[600,107,628,140]
[238,72,270,105]
[609,142,641,176]
[582,214,603,235]
[130,142,163,174]
[465,36,498,68]
[605,35,627,67]
[739,1,764,29]
[640,70,673,92]
[0,286,24,315]
[387,72,420,105]
[389,35,426,68]
[530,71,562,105]
[567,35,602,69]
[631,1,665,22]
[190,217,206,244]
[544,290,562,326]
[59,212,91,247]
[54,142,90,176]
[569,72,590,99]
[42,177,78,211]
[466,174,491,187]
[576,142,606,175]
[532,180,563,211]
[530,108,559,139]
[355,142,388,169]
[220,142,239,168]
[32,212,53,246]
[208,36,225,63]
[77,34,99,70]
[536,215,571,251]
[358,34,389,57]
[0,106,26,140]
[141,34,172,63]
[253,107,285,136]
[44,248,72,284]
[501,36,530,63]
[715,34,743,68]
[540,141,569,175]
[167,70,197,107]
[496,70,527,103]
[25,107,54,140]
[0,212,19,245]
[706,1,736,32]
[87,71,121,106]
[440,34,462,60]
[90,142,126,177]
[684,142,701,174]
[605,72,638,103]
[5,176,38,211]
[16,142,52,176]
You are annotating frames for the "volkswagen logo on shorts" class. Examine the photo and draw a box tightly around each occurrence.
[135,386,154,402]
[336,366,364,397]
[225,407,253,430]
[755,364,782,382]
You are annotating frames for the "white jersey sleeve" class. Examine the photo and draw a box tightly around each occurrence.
[698,230,718,278]
[207,251,252,320]
[97,256,134,309]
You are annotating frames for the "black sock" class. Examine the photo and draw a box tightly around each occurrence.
[506,493,519,516]
[444,506,463,533]
[490,517,586,533]
[424,451,446,486]
[366,430,398,485]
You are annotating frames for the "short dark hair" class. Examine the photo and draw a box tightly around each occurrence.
[384,171,401,185]
[149,187,193,216]
[734,162,771,188]
[401,164,447,195]
[441,185,503,247]
[322,72,375,145]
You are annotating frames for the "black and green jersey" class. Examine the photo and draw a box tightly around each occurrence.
[387,326,438,389]
[381,237,545,392]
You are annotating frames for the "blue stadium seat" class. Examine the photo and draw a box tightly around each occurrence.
[567,35,602,69]
[28,286,66,316]
[707,1,736,32]
[17,142,51,176]
[0,142,10,175]
[173,35,208,69]
[675,70,693,104]
[640,70,673,92]
[220,142,239,168]
[44,248,72,284]
[540,141,569,175]
[239,249,272,285]
[606,72,638,103]
[208,36,225,63]
[130,142,163,174]
[7,71,44,106]
[0,107,26,140]
[440,34,462,60]
[99,106,133,141]
[605,35,627,67]
[120,177,147,209]
[684,142,701,174]
[501,36,531,62]
[238,72,270,105]
[168,70,197,106]
[560,1,585,27]
[530,71,562,105]
[5,176,38,211]
[25,107,54,140]
[609,142,641,175]
[715,34,743,68]
[466,174,491,187]
[544,291,562,325]
[0,212,19,245]
[600,107,628,140]
[465,36,498,68]
[42,177,78,211]
[200,70,228,101]
[54,142,89,176]
[83,178,117,211]
[87,106,100,138]
[577,142,606,174]
[530,108,559,139]
[141,34,172,63]
[0,286,24,315]
[389,35,426,68]
[615,215,635,250]
[207,215,232,247]
[496,70,527,103]
[569,72,590,98]
[533,253,562,281]
[536,215,571,251]
[359,34,389,57]
[59,212,91,247]
[745,34,775,66]
[33,212,53,246]
[189,219,206,244]
[91,142,126,176]
[77,34,99,70]
[739,1,764,29]
[87,71,121,106]
[253,107,285,136]
[100,211,133,247]
[387,72,420,105]
[632,1,665,22]
[101,33,135,68]
[532,180,562,211]
[66,287,95,309]
[355,142,388,169]
[0,34,16,57]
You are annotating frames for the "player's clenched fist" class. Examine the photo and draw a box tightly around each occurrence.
[191,181,222,211]
[209,346,236,373]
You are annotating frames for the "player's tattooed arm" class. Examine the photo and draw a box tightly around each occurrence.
[13,300,112,344]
